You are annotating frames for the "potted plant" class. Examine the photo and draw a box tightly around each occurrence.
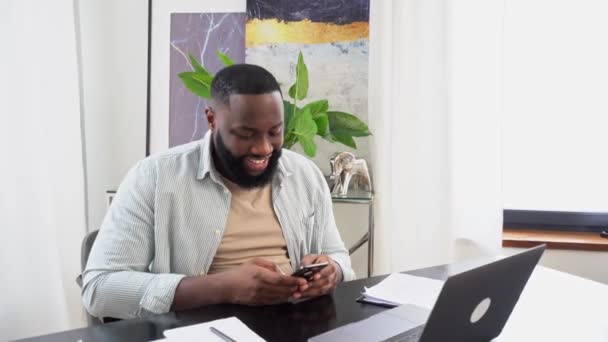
[178,51,371,157]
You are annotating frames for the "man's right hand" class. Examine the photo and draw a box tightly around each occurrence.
[220,258,306,305]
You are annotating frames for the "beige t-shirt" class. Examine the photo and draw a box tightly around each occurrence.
[207,179,293,275]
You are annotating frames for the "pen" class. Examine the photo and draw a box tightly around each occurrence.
[210,326,237,342]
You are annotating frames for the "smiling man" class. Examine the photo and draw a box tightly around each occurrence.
[81,64,354,319]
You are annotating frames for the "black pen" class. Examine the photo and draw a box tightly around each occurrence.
[210,326,237,342]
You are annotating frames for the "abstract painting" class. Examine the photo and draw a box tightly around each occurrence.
[245,0,370,173]
[169,13,246,147]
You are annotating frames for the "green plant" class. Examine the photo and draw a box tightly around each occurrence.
[178,51,371,157]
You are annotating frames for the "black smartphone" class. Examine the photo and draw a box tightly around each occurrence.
[291,261,329,281]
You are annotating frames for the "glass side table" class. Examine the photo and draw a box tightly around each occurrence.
[332,190,374,277]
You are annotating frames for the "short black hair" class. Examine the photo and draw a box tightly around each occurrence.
[210,64,282,106]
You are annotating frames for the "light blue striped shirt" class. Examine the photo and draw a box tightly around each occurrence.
[82,131,354,319]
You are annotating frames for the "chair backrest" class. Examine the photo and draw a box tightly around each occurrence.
[76,229,98,288]
[81,229,99,273]
[76,229,103,325]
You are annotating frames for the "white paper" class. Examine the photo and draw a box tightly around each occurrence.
[363,273,445,309]
[163,316,266,342]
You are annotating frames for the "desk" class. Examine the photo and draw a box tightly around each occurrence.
[18,259,608,342]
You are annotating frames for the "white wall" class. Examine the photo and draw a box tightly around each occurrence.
[446,0,504,257]
[366,0,505,275]
[1,1,87,339]
[369,0,456,274]
[78,0,148,232]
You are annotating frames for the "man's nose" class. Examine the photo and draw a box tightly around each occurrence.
[251,136,273,156]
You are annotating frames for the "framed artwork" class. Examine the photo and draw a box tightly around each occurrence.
[146,0,370,169]
[169,13,246,147]
[147,0,246,155]
[245,0,370,172]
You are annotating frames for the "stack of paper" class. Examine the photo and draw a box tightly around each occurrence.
[361,273,445,309]
[161,316,266,342]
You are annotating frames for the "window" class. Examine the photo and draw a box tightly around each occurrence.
[503,0,608,232]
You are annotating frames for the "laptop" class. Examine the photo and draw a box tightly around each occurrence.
[310,244,546,342]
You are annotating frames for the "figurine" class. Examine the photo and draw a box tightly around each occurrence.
[330,152,372,196]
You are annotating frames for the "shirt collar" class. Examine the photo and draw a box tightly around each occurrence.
[196,130,292,182]
[196,130,214,181]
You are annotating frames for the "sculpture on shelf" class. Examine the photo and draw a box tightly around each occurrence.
[330,152,372,196]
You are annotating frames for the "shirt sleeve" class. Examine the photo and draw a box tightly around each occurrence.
[81,160,185,319]
[313,167,356,282]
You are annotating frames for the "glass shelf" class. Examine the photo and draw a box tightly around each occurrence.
[331,190,374,203]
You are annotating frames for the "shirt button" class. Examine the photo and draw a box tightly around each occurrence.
[215,229,221,236]
[199,271,206,276]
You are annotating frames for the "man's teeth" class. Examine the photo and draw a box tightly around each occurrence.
[250,159,266,164]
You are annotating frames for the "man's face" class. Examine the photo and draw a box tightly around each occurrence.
[206,91,284,188]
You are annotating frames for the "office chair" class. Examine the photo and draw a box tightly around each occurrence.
[76,229,118,325]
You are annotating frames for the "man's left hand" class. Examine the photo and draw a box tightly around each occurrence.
[292,254,342,300]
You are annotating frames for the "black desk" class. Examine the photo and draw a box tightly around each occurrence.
[19,260,488,342]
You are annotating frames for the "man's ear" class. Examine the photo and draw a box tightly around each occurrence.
[205,107,216,130]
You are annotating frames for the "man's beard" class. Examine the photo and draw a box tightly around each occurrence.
[212,131,282,189]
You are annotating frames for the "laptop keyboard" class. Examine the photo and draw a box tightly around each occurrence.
[384,325,425,342]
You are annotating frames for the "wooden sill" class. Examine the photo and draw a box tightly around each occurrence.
[503,228,608,252]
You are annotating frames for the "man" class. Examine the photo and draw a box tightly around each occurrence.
[82,64,354,319]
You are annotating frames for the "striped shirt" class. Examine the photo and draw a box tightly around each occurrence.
[81,131,354,319]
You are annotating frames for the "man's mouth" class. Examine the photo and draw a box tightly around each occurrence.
[244,156,270,174]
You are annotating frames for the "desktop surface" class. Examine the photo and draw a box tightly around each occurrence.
[18,261,475,342]
[17,258,608,342]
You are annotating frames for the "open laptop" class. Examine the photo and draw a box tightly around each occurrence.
[311,244,546,342]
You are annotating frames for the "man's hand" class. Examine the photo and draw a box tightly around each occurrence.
[293,255,342,300]
[220,258,307,305]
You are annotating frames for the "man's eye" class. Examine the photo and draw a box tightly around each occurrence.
[236,132,254,139]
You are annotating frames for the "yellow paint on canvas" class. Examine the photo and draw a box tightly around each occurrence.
[246,19,369,46]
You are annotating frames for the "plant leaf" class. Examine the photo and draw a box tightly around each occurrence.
[314,113,329,137]
[188,53,211,76]
[287,106,317,156]
[283,100,299,133]
[301,99,328,119]
[178,72,212,99]
[288,52,309,100]
[216,50,235,66]
[332,134,357,149]
[288,84,296,99]
[292,107,317,138]
[283,132,298,149]
[299,136,317,157]
[192,73,213,87]
[327,111,371,137]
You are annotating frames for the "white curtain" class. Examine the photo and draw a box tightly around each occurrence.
[0,0,88,340]
[369,0,504,274]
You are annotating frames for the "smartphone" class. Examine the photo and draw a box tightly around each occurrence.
[291,261,329,281]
